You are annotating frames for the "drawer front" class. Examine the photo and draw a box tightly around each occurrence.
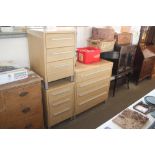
[75,91,108,115]
[76,67,112,82]
[7,114,44,129]
[48,85,74,103]
[4,83,43,121]
[76,85,109,104]
[46,33,75,48]
[47,47,74,62]
[76,76,110,94]
[47,59,74,82]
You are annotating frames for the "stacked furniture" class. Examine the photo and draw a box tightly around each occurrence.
[0,71,44,129]
[28,29,113,128]
[88,27,115,52]
[75,60,113,114]
[28,29,76,128]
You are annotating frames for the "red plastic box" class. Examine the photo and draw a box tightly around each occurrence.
[77,47,101,64]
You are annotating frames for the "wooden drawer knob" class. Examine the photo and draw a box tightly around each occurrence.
[22,107,31,113]
[19,92,29,97]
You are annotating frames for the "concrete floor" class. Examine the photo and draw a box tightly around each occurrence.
[52,78,155,129]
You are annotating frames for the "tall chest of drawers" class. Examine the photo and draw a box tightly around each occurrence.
[75,60,113,115]
[28,29,76,89]
[0,72,44,129]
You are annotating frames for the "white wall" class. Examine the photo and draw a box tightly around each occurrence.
[0,26,141,68]
[0,37,30,67]
[76,27,92,47]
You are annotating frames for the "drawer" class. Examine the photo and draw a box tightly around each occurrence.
[75,91,108,115]
[47,59,74,82]
[47,47,74,62]
[46,33,75,48]
[4,83,43,121]
[75,67,111,82]
[7,114,44,129]
[76,85,109,105]
[76,76,110,94]
[48,85,74,103]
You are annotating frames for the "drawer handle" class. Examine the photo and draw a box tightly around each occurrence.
[78,85,108,97]
[51,38,72,41]
[19,92,29,97]
[82,68,110,77]
[53,51,72,55]
[25,123,33,129]
[22,107,31,113]
[53,107,71,116]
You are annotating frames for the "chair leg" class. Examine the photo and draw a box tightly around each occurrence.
[113,77,117,97]
[126,73,130,89]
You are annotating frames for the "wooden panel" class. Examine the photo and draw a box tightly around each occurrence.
[27,31,47,81]
[47,46,74,62]
[7,114,44,129]
[47,58,74,82]
[4,83,42,121]
[75,66,111,82]
[46,33,75,48]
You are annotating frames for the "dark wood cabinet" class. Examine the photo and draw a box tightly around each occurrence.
[134,44,155,83]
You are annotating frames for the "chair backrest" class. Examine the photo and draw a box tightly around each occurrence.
[117,45,137,73]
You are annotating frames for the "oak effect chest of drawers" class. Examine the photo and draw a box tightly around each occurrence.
[28,29,76,89]
[43,79,75,127]
[0,71,44,129]
[74,60,113,115]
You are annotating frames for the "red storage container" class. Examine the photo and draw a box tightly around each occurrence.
[77,47,101,64]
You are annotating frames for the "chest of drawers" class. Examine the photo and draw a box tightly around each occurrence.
[28,30,76,89]
[43,79,75,128]
[74,60,113,115]
[0,71,44,129]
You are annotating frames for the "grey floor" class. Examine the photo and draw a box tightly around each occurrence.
[52,78,155,129]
